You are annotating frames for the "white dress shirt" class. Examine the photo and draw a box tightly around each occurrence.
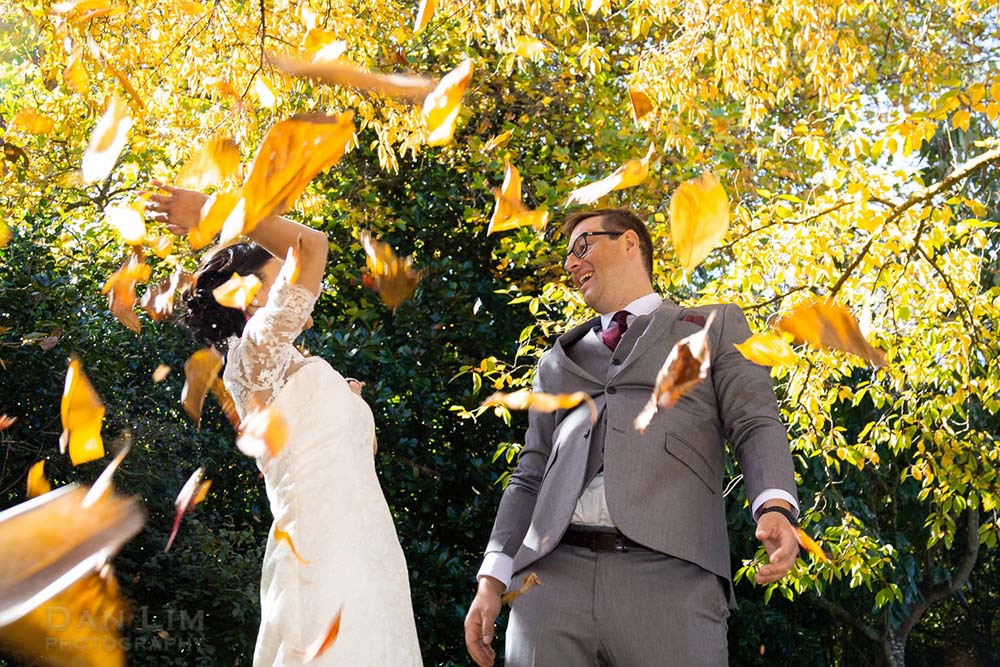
[478,293,798,587]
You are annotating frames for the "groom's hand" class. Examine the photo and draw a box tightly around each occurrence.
[465,576,503,666]
[754,503,799,584]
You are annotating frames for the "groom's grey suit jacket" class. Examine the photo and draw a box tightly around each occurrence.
[486,298,797,586]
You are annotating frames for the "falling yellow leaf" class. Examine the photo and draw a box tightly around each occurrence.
[501,571,540,605]
[271,53,435,103]
[285,242,302,286]
[734,333,799,367]
[254,76,277,108]
[64,50,90,97]
[670,171,730,273]
[212,273,262,310]
[176,136,241,191]
[483,130,513,152]
[148,234,175,259]
[414,0,436,32]
[488,161,549,236]
[59,355,106,466]
[101,250,150,333]
[165,467,211,552]
[82,96,132,184]
[274,524,309,564]
[482,388,597,423]
[304,606,343,662]
[361,231,422,310]
[514,36,546,59]
[181,347,224,427]
[796,528,831,564]
[775,300,887,367]
[237,404,289,458]
[302,29,346,56]
[190,190,241,250]
[635,311,716,432]
[152,364,171,382]
[107,62,145,112]
[422,59,474,146]
[105,203,146,245]
[210,377,241,431]
[26,462,51,499]
[82,439,132,508]
[140,269,194,322]
[0,220,11,248]
[565,143,655,206]
[236,112,355,237]
[9,111,56,135]
[628,86,653,123]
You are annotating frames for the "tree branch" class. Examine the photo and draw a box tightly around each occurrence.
[810,594,881,644]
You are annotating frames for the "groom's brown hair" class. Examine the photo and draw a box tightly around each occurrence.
[561,209,654,281]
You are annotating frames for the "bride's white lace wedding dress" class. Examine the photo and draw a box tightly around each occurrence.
[223,263,422,666]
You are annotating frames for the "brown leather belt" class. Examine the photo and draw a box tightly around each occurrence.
[560,525,652,553]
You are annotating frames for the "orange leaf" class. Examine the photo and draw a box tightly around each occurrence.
[422,59,474,146]
[775,300,887,367]
[165,467,211,552]
[82,96,132,184]
[734,333,799,367]
[9,111,56,135]
[190,190,241,250]
[82,439,132,508]
[273,523,309,564]
[59,355,106,466]
[176,136,241,191]
[39,328,62,351]
[0,415,16,430]
[796,528,831,564]
[565,143,655,206]
[501,571,540,605]
[181,347,224,427]
[64,50,90,97]
[140,269,194,322]
[482,389,597,423]
[285,242,302,286]
[414,0,436,32]
[634,311,716,432]
[212,273,262,310]
[152,364,171,383]
[147,234,175,259]
[0,220,10,248]
[237,405,289,458]
[483,130,513,152]
[26,462,51,499]
[101,250,149,333]
[360,232,422,310]
[271,52,435,103]
[670,171,730,273]
[236,112,354,238]
[628,86,653,123]
[210,378,241,430]
[302,29,346,55]
[488,161,549,236]
[304,606,343,661]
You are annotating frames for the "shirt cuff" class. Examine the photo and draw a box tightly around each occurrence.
[477,551,513,590]
[751,489,799,521]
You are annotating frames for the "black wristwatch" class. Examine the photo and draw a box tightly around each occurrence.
[757,505,798,526]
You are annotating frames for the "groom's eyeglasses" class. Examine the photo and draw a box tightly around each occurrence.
[566,231,623,262]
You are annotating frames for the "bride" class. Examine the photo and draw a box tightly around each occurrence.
[148,182,423,666]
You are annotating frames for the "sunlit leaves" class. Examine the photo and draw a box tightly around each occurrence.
[212,273,262,310]
[274,524,309,564]
[670,172,729,273]
[734,333,799,367]
[514,37,546,60]
[82,96,132,184]
[501,571,540,605]
[210,379,241,431]
[59,356,106,466]
[9,111,55,135]
[361,231,421,310]
[565,143,655,206]
[272,53,435,103]
[104,204,146,245]
[304,606,343,661]
[190,191,240,250]
[181,347,224,427]
[635,311,716,432]
[26,462,51,499]
[423,59,474,146]
[775,300,887,367]
[165,467,211,552]
[63,50,89,97]
[488,161,549,236]
[482,388,597,423]
[140,269,194,322]
[176,136,241,190]
[238,112,355,235]
[0,221,10,249]
[237,405,289,459]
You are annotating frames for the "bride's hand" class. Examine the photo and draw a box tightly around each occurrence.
[145,180,208,235]
[345,378,365,396]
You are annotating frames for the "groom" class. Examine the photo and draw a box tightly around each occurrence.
[464,209,799,665]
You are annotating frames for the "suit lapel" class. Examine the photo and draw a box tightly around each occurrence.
[550,316,603,385]
[615,298,684,376]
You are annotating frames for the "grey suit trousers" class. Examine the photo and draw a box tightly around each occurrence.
[505,544,730,666]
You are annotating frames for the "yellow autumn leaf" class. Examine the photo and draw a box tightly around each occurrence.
[361,231,422,310]
[101,250,150,333]
[304,606,343,662]
[181,347,224,427]
[148,234,174,259]
[64,50,90,97]
[190,191,241,250]
[482,389,597,423]
[176,136,241,191]
[255,77,277,108]
[0,220,11,248]
[274,523,309,564]
[82,439,132,508]
[26,462,51,499]
[9,111,56,135]
[501,572,540,604]
[796,528,831,564]
[104,204,146,245]
[488,161,549,235]
[669,171,730,273]
[237,404,289,458]
[514,37,546,59]
[628,86,653,123]
[414,0,436,33]
[82,96,132,184]
[212,273,262,310]
[422,59,474,146]
[152,364,171,382]
[59,356,106,466]
[952,108,971,132]
[565,143,655,206]
[237,112,355,236]
[166,467,211,551]
[140,269,194,322]
[271,52,435,103]
[734,333,799,367]
[483,130,513,152]
[775,300,887,367]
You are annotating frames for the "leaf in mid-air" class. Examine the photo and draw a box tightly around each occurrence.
[360,232,422,310]
[487,161,549,236]
[176,136,241,190]
[181,347,224,427]
[482,389,597,423]
[734,333,799,367]
[165,467,211,552]
[422,59,474,146]
[669,171,730,274]
[81,96,132,184]
[775,300,887,367]
[565,144,654,206]
[59,356,106,466]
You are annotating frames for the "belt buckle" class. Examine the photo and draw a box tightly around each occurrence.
[614,536,629,553]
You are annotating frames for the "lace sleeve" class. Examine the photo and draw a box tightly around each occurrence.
[223,264,319,414]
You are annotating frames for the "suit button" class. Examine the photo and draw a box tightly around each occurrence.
[583,429,590,438]
[611,358,622,365]
[606,386,617,394]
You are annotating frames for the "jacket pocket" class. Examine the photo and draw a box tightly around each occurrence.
[663,431,720,495]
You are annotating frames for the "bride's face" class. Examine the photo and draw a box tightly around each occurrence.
[247,258,315,330]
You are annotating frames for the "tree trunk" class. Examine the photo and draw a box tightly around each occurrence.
[883,627,908,667]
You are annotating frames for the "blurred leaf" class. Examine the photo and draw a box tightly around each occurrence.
[81,96,131,184]
[422,59,474,146]
[566,143,654,206]
[165,467,211,552]
[488,161,549,236]
[176,136,241,190]
[734,333,799,367]
[181,347,224,427]
[304,606,343,661]
[59,356,106,466]
[26,462,51,499]
[775,300,888,367]
[670,171,730,273]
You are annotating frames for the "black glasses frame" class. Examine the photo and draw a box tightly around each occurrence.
[566,231,623,261]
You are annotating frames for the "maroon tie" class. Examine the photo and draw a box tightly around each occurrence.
[600,310,630,350]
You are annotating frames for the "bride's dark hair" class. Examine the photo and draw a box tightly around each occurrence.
[180,242,274,348]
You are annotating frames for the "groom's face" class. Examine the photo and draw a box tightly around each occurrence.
[564,216,630,314]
